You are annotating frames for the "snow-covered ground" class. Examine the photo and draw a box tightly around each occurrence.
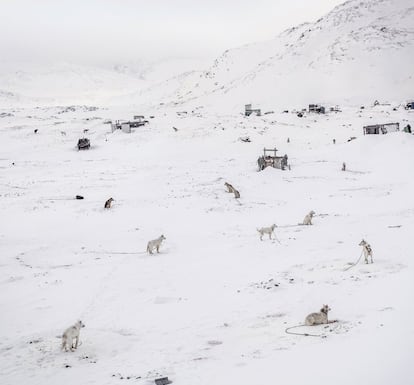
[1,102,413,385]
[1,0,414,383]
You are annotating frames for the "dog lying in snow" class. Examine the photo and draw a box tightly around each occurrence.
[147,235,166,254]
[305,305,335,326]
[301,210,315,225]
[257,224,277,241]
[61,320,85,352]
[359,239,373,264]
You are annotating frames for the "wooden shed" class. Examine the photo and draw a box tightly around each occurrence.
[363,123,399,135]
[245,104,261,117]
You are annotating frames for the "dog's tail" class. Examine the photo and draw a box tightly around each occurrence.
[61,336,66,350]
[146,243,150,253]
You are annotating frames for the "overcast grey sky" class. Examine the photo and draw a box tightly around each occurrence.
[0,0,344,65]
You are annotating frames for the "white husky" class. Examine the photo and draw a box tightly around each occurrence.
[257,224,277,241]
[305,305,334,326]
[302,210,315,225]
[147,235,166,254]
[61,320,85,352]
[359,239,373,264]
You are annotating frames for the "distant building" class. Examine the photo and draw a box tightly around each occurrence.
[111,116,149,133]
[363,122,399,135]
[245,104,261,117]
[309,104,325,114]
[406,101,414,110]
[329,105,341,113]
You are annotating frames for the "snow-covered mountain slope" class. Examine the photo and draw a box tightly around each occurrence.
[2,0,412,110]
[144,0,414,111]
[0,58,208,108]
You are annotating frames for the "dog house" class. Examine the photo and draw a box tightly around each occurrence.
[257,148,288,171]
[245,104,261,117]
[363,123,399,135]
[77,138,90,150]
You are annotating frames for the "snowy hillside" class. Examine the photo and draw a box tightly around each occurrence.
[144,0,414,111]
[0,58,207,108]
[2,0,413,111]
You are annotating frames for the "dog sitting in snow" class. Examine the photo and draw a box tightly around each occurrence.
[224,182,240,199]
[301,210,315,225]
[61,320,85,352]
[147,235,166,254]
[257,224,277,241]
[305,305,335,326]
[359,239,373,264]
[104,197,114,209]
[224,182,236,193]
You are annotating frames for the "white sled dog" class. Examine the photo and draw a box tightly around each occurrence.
[359,239,373,264]
[302,210,315,225]
[257,224,277,241]
[147,235,166,254]
[61,320,85,352]
[305,305,334,326]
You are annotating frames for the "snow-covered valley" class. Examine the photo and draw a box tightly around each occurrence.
[1,0,414,383]
[1,101,413,384]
